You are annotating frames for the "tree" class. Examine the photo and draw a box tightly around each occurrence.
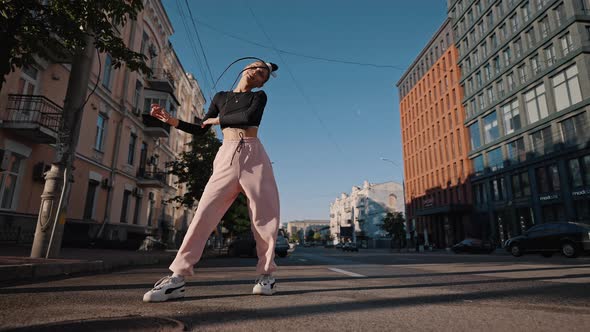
[289,233,299,243]
[222,194,251,237]
[313,232,322,242]
[306,229,315,242]
[167,130,222,207]
[380,212,406,248]
[0,0,150,90]
[25,0,152,258]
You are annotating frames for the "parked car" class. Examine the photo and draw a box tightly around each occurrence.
[451,238,495,254]
[228,235,290,258]
[324,243,334,248]
[342,242,359,252]
[504,222,590,258]
[275,236,289,258]
[335,243,343,250]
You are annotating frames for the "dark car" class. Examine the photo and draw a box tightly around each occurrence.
[452,238,495,254]
[504,222,590,258]
[228,235,290,258]
[275,236,289,258]
[335,243,343,250]
[342,242,359,252]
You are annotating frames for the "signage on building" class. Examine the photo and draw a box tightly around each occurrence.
[423,198,433,208]
[539,194,559,201]
[572,189,590,197]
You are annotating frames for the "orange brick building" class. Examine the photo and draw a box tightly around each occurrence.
[397,19,474,248]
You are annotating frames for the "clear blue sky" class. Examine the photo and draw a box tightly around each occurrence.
[162,0,448,223]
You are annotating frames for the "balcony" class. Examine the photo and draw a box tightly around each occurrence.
[0,94,62,144]
[137,167,167,188]
[146,67,175,94]
[142,113,170,137]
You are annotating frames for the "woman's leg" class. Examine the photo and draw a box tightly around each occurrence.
[169,146,242,276]
[240,142,280,275]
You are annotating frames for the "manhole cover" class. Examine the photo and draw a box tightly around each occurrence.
[4,316,185,332]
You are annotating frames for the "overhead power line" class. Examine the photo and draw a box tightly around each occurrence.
[193,16,405,70]
[183,0,217,91]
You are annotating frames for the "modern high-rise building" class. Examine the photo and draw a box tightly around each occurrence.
[448,0,590,244]
[397,19,473,249]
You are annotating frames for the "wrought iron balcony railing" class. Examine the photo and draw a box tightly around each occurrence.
[3,94,62,132]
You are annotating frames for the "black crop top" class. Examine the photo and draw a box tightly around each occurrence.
[176,90,267,135]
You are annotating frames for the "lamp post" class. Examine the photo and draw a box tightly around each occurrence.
[379,157,409,251]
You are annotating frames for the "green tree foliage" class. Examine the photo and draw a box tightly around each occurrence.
[0,0,151,89]
[313,232,322,241]
[380,212,406,239]
[222,193,251,236]
[289,233,299,243]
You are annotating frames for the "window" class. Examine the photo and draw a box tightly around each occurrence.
[531,126,553,155]
[525,28,536,48]
[567,154,590,188]
[497,79,505,97]
[478,93,486,110]
[102,54,113,90]
[539,17,549,39]
[561,113,588,146]
[544,44,555,67]
[507,138,526,163]
[552,65,582,111]
[503,48,512,66]
[484,64,492,81]
[522,2,531,22]
[514,38,522,58]
[531,54,541,75]
[507,72,515,91]
[524,83,548,123]
[474,182,487,204]
[0,152,24,210]
[487,87,495,104]
[554,4,565,26]
[121,189,132,223]
[511,14,520,33]
[493,56,501,74]
[487,12,494,29]
[18,65,38,95]
[536,164,561,193]
[491,33,498,49]
[492,177,506,201]
[512,171,531,198]
[560,33,572,56]
[518,64,527,84]
[133,80,143,112]
[488,147,504,171]
[483,112,500,143]
[473,155,485,175]
[83,180,99,220]
[95,113,107,151]
[128,133,137,165]
[502,99,521,134]
[469,122,482,149]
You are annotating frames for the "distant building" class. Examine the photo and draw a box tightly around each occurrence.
[330,181,404,248]
[286,220,329,243]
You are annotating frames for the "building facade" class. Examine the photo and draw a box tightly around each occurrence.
[448,0,590,245]
[0,0,206,248]
[329,181,404,248]
[286,220,330,243]
[397,19,473,249]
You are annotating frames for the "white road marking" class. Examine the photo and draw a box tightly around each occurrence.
[298,259,307,262]
[328,267,366,278]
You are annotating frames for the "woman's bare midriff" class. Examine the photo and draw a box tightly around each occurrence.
[222,127,258,140]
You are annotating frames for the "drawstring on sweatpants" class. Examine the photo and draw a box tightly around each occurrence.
[230,132,245,166]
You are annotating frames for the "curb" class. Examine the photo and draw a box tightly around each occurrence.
[0,254,175,284]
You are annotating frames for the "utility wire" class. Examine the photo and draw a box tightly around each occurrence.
[193,16,405,70]
[175,0,213,100]
[183,0,216,92]
[246,5,344,153]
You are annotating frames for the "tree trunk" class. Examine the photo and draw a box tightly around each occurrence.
[30,32,95,258]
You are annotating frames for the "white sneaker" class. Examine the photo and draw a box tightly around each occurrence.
[252,275,276,295]
[143,276,185,302]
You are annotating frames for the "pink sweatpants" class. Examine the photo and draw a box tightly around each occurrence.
[169,137,280,276]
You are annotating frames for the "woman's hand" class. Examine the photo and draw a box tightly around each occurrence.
[150,104,171,123]
[201,117,220,128]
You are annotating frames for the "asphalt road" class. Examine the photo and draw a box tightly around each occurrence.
[1,247,589,331]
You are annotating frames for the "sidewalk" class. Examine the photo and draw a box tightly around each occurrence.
[0,245,227,284]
